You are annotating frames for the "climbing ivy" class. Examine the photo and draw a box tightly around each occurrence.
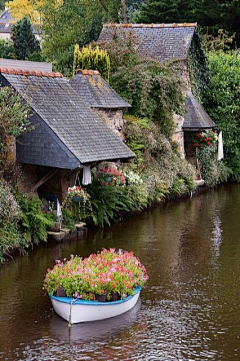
[99,31,185,138]
[187,31,208,101]
[0,87,32,167]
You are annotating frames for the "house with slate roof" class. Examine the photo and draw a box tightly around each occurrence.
[98,23,217,162]
[69,69,131,139]
[0,60,134,200]
[0,8,40,40]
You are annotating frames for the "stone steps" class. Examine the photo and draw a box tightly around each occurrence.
[47,223,86,241]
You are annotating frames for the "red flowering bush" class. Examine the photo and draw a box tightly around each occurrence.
[192,130,218,149]
[99,167,126,185]
[43,248,149,301]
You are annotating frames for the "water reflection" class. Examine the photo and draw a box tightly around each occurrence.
[211,210,223,258]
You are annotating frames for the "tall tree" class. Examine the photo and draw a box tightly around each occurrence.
[39,0,104,75]
[0,0,5,10]
[11,17,41,60]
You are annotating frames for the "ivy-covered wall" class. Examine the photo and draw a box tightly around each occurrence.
[187,32,208,101]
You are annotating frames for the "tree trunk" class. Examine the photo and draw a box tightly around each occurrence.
[121,0,128,22]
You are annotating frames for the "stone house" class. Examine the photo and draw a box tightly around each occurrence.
[69,69,131,139]
[0,61,134,201]
[98,23,217,162]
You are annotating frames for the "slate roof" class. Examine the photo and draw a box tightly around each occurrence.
[0,9,11,23]
[183,93,217,130]
[69,70,131,109]
[98,23,197,62]
[0,68,134,169]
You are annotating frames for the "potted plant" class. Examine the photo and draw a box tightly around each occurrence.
[43,248,149,301]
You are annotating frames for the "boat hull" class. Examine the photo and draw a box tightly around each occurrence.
[50,287,141,324]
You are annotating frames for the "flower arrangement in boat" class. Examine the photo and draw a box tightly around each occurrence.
[43,248,148,301]
[192,130,218,149]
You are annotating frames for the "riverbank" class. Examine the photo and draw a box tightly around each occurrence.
[0,175,210,263]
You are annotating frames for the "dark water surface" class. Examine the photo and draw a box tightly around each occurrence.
[0,184,239,361]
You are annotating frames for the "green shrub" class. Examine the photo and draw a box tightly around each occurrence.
[123,183,148,212]
[0,180,22,261]
[87,178,132,227]
[16,193,55,244]
[202,51,240,180]
[61,208,76,231]
[197,146,231,187]
[124,117,195,201]
[73,44,110,80]
[0,86,32,166]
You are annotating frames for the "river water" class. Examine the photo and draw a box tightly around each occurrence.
[0,184,239,361]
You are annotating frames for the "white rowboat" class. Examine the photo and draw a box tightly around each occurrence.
[50,286,141,324]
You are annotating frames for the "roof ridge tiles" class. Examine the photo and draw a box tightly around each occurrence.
[77,69,100,76]
[0,67,63,77]
[103,22,197,28]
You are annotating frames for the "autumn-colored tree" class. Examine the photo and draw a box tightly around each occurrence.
[6,0,43,23]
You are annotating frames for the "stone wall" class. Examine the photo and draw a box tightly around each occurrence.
[17,164,79,201]
[172,63,191,159]
[17,163,37,196]
[172,114,185,158]
[95,109,125,140]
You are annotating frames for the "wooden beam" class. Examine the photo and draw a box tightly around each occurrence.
[32,169,59,192]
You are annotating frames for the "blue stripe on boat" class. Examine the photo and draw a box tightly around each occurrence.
[50,286,141,305]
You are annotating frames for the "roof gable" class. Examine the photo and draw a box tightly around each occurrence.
[17,113,80,169]
[69,70,131,109]
[98,23,197,62]
[183,93,217,130]
[0,69,134,167]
